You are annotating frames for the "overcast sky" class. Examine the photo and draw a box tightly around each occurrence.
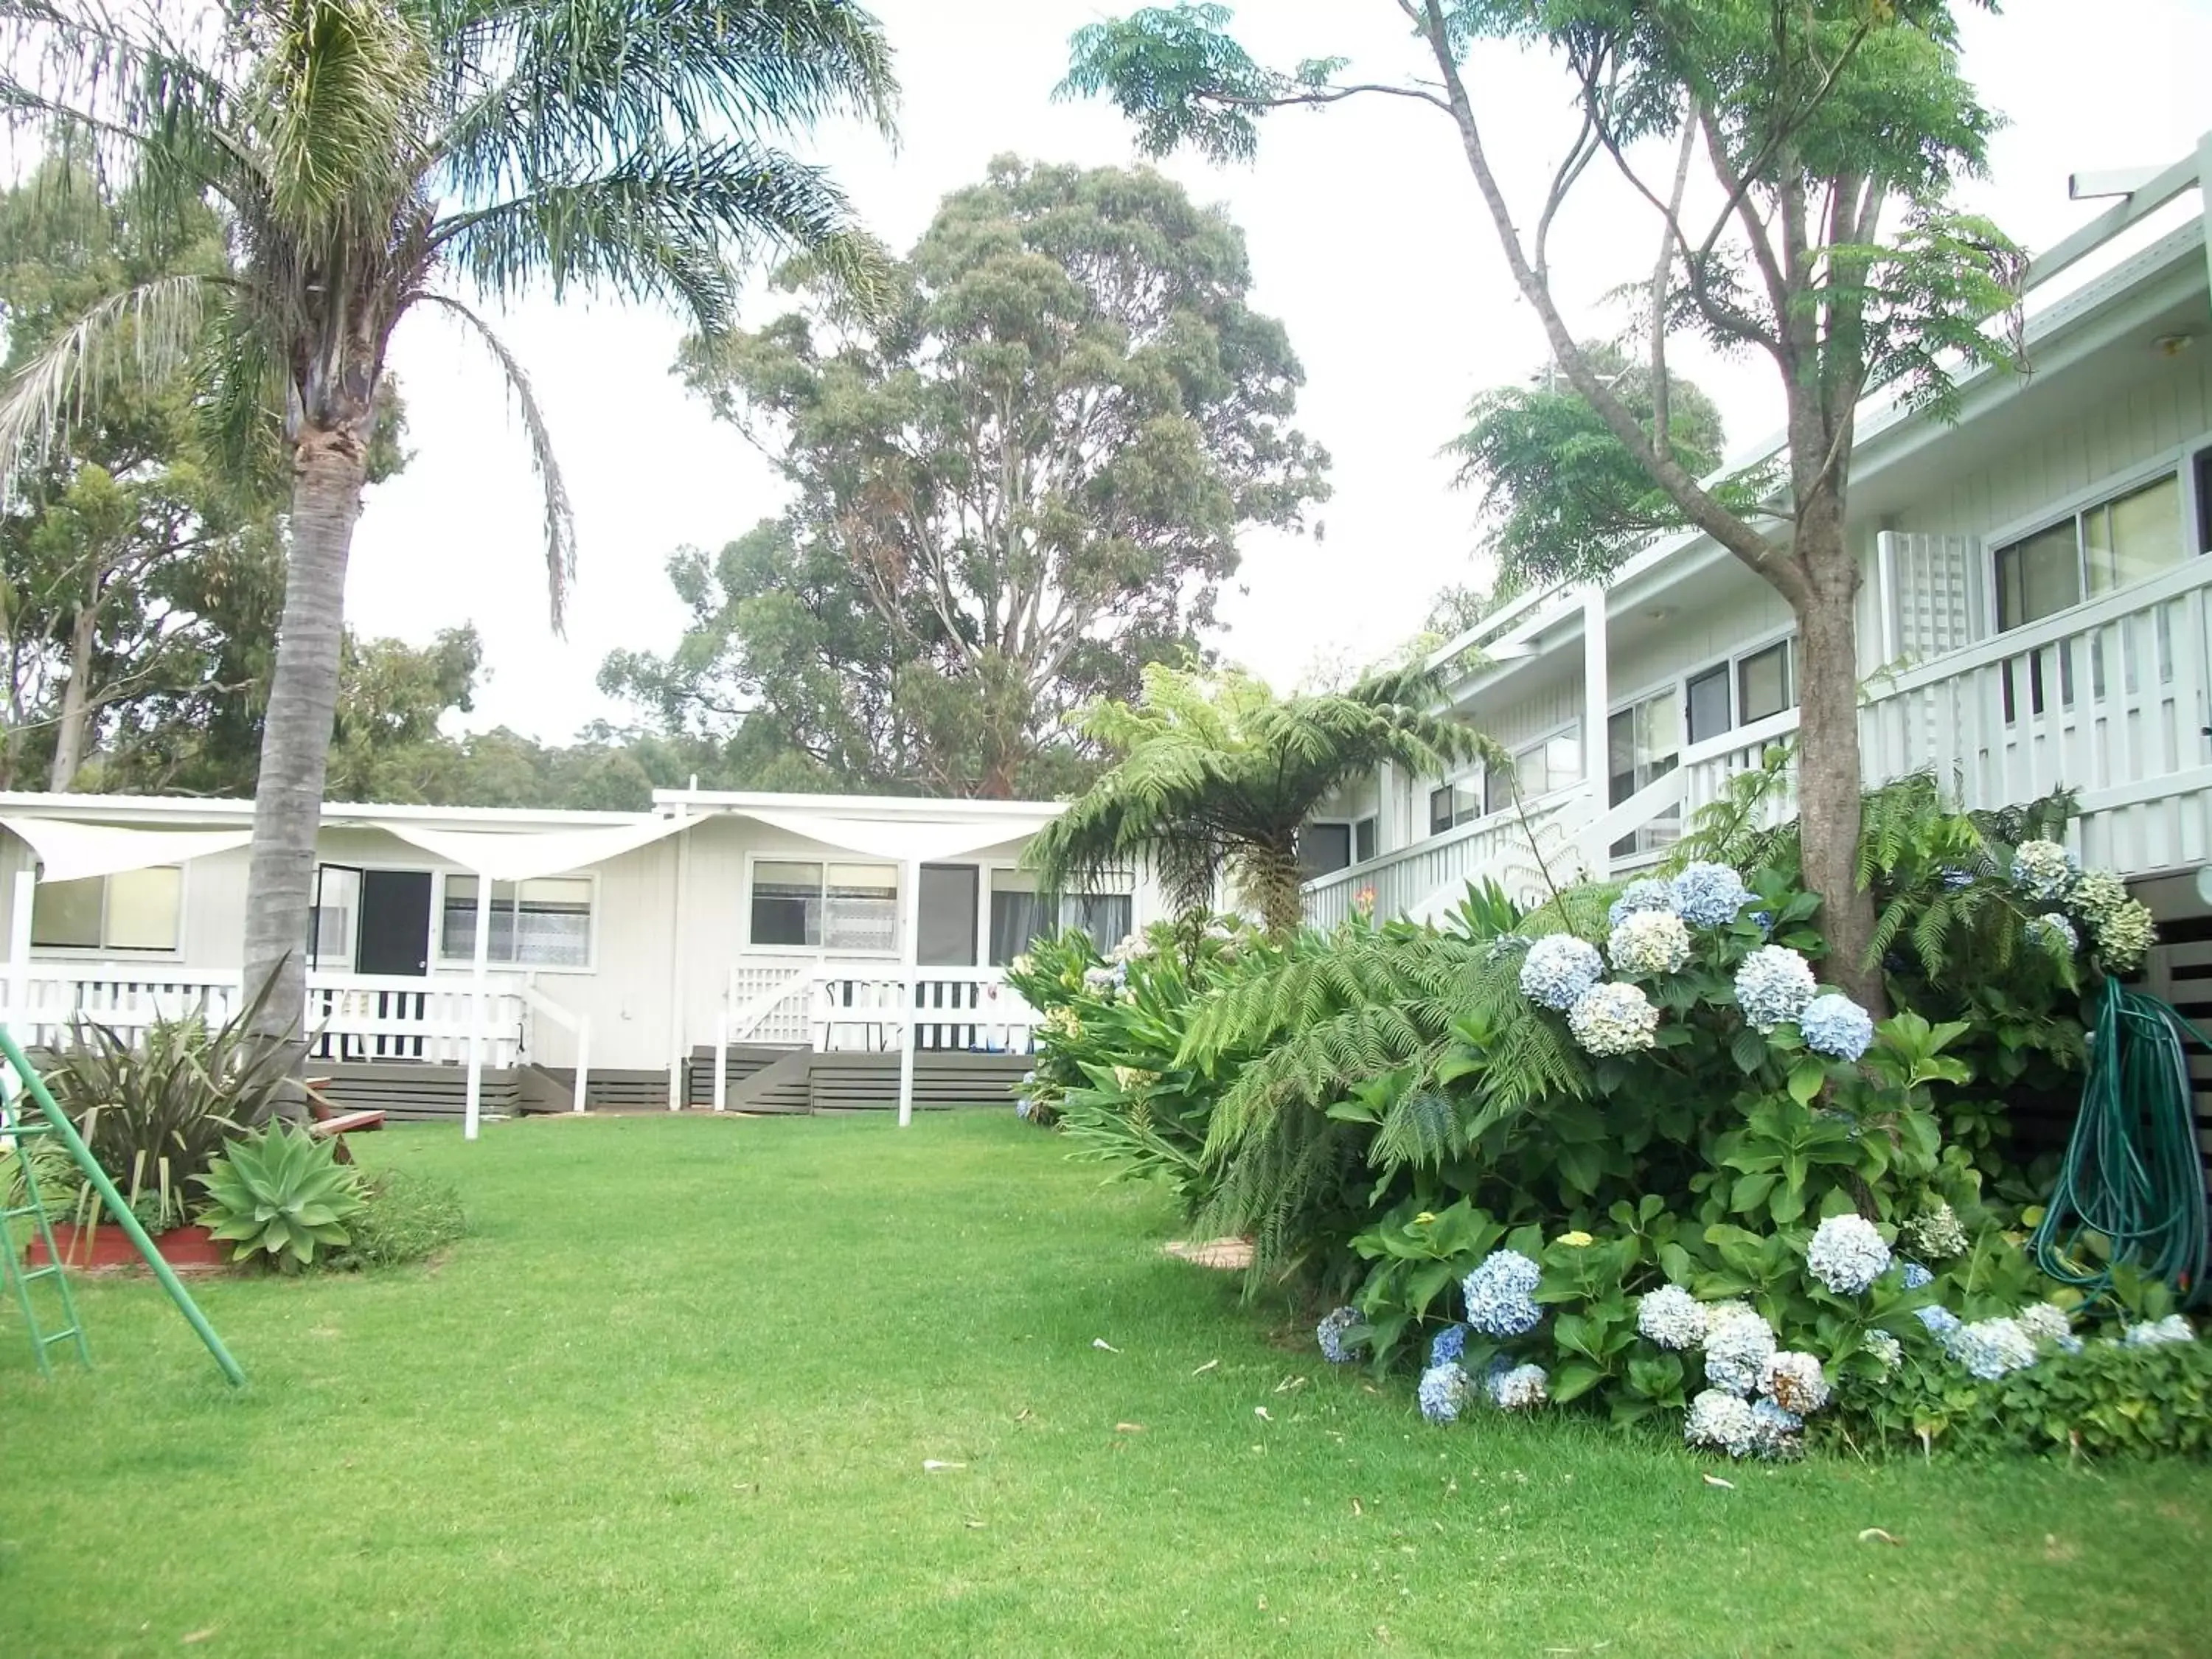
[341,0,2212,745]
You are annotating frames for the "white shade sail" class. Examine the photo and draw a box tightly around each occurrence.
[375,813,695,881]
[733,806,1061,864]
[0,815,254,883]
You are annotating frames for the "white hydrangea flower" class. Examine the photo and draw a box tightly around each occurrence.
[1949,1316,2038,1380]
[1900,1203,1968,1262]
[1806,1214,1891,1295]
[1607,908,1692,977]
[2123,1314,2194,1347]
[2017,1304,2072,1349]
[1759,1350,1831,1415]
[1567,981,1660,1056]
[1635,1284,1708,1351]
[1519,933,1604,1011]
[2091,900,2156,973]
[1702,1307,1777,1396]
[2011,838,2079,903]
[1684,1388,1759,1457]
[1863,1329,1903,1371]
[1488,1362,1549,1411]
[1733,945,1816,1033]
[2070,869,2129,925]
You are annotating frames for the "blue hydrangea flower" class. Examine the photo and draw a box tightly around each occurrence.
[1899,1260,1935,1290]
[2026,911,2079,955]
[1518,934,1604,1011]
[1607,909,1692,977]
[1750,910,1775,936]
[1702,1308,1777,1396]
[1461,1249,1543,1338]
[1484,932,1531,964]
[1938,865,1976,891]
[1014,1096,1034,1121]
[1487,1362,1548,1411]
[2123,1314,2194,1346]
[1748,1398,1804,1458]
[1567,981,1660,1056]
[1606,877,1677,931]
[1417,1362,1472,1424]
[1684,1388,1759,1457]
[1949,1316,2037,1380]
[1316,1305,1360,1365]
[1799,992,1874,1061]
[1733,945,1816,1032]
[1914,1304,1962,1339]
[1428,1323,1470,1367]
[1635,1284,1708,1351]
[1671,861,1755,928]
[1806,1214,1891,1295]
[2011,838,2079,903]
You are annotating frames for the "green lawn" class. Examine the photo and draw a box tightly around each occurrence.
[3,1113,2208,1657]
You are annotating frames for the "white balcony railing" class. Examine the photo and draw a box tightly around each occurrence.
[1312,555,2212,924]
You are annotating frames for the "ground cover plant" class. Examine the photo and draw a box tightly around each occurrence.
[3,1113,2209,1657]
[1015,775,2204,1461]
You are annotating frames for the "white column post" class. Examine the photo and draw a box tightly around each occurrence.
[464,868,492,1141]
[667,813,693,1111]
[712,1012,728,1113]
[897,855,922,1127]
[572,1015,592,1113]
[1582,585,1611,883]
[7,867,35,1033]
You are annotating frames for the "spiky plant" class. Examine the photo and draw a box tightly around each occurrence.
[0,0,897,1082]
[196,1121,364,1270]
[1027,662,1489,942]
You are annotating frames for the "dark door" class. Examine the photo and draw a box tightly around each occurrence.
[917,864,979,967]
[357,869,434,976]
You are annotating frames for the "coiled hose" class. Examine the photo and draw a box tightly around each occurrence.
[2029,978,2208,1308]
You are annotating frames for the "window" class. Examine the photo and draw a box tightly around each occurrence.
[1430,782,1481,835]
[747,860,898,953]
[442,876,594,967]
[988,869,1133,965]
[30,867,182,953]
[1298,821,1354,879]
[2197,448,2212,554]
[1996,472,2183,630]
[1480,728,1582,816]
[1607,692,1681,859]
[1686,664,1732,745]
[1737,639,1795,725]
[1353,815,1377,865]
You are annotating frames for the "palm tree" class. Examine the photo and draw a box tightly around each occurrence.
[1029,663,1487,942]
[0,0,897,1076]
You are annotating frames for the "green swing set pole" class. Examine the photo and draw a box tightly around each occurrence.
[0,1027,246,1388]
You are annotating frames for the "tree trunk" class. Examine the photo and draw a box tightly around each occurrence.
[1790,541,1882,1010]
[48,601,98,791]
[1243,841,1307,944]
[243,423,368,1107]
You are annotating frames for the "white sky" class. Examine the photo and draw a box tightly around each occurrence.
[341,0,2212,743]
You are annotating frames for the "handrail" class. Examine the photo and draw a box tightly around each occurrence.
[521,980,592,1114]
[1304,785,1591,897]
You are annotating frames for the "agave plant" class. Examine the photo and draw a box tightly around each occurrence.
[196,1124,364,1272]
[44,980,296,1233]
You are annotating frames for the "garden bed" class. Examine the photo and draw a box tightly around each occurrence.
[21,1222,226,1274]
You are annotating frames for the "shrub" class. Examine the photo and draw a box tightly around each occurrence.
[42,987,296,1233]
[195,1123,365,1271]
[329,1169,467,1270]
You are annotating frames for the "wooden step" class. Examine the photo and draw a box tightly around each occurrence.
[807,1052,1029,1113]
[317,1062,521,1121]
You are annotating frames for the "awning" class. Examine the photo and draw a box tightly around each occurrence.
[731,806,1062,864]
[0,815,254,883]
[375,813,695,882]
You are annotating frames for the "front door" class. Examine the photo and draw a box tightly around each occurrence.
[357,869,433,976]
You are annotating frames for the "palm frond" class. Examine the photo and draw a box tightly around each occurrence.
[411,292,575,627]
[0,272,210,490]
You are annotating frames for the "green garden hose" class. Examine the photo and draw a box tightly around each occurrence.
[2028,978,2208,1309]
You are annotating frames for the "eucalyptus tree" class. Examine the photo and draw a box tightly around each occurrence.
[1060,1,2026,1001]
[0,0,895,1070]
[1028,663,1485,942]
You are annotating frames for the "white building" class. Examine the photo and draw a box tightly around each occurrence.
[0,789,1161,1130]
[1300,136,2212,1019]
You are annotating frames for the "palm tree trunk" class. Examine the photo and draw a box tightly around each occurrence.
[243,422,367,1105]
[1245,841,1307,944]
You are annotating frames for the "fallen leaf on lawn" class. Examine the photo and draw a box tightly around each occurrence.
[1093,1338,1121,1353]
[182,1630,218,1646]
[1253,1405,1273,1421]
[1857,1528,1905,1546]
[1114,1422,1145,1433]
[1352,1497,1364,1517]
[1192,1357,1219,1375]
[1013,1408,1032,1422]
[922,1460,966,1472]
[1701,1473,1735,1489]
[964,1519,986,1529]
[1274,1374,1307,1393]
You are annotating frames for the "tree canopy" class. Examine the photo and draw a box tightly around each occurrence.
[1028,663,1484,941]
[614,156,1329,798]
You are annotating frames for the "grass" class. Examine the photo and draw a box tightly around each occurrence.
[3,1113,2209,1658]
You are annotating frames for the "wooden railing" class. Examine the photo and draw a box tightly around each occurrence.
[1312,554,2212,922]
[812,967,1038,1055]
